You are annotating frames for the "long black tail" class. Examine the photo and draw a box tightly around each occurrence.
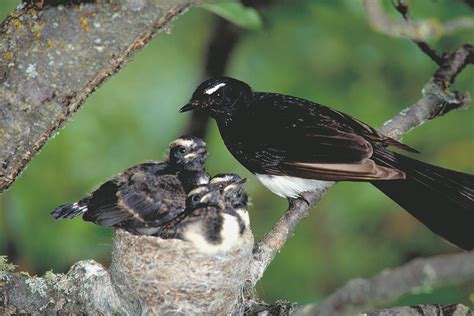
[50,197,91,219]
[371,147,474,250]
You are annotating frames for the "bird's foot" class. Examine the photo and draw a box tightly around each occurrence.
[288,196,310,208]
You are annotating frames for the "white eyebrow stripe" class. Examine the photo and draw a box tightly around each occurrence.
[205,83,226,95]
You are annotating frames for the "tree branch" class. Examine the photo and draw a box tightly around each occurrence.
[363,0,474,41]
[0,0,193,193]
[362,304,472,316]
[294,252,474,316]
[391,0,444,66]
[248,42,473,287]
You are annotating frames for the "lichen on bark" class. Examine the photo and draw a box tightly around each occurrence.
[0,0,193,193]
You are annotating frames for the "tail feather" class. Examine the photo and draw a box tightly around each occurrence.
[51,198,90,220]
[371,147,474,250]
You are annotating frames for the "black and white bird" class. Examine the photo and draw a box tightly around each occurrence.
[158,184,247,254]
[210,173,250,227]
[180,77,474,250]
[50,136,210,235]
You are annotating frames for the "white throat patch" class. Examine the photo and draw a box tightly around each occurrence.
[205,83,226,95]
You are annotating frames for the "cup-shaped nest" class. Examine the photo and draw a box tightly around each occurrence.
[110,228,254,315]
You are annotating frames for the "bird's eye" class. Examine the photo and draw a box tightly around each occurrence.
[192,195,200,202]
[178,147,187,154]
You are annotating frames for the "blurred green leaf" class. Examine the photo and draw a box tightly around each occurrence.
[201,2,262,30]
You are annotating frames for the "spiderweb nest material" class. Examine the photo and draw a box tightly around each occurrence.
[110,228,254,315]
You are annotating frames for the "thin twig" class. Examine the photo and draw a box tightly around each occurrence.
[248,43,474,287]
[364,0,474,42]
[294,252,474,316]
[392,0,444,65]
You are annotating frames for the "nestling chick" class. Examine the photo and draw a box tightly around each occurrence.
[159,184,247,255]
[50,136,210,235]
[210,173,250,228]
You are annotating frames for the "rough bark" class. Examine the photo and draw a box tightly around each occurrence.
[294,252,474,316]
[2,250,472,315]
[361,304,472,316]
[0,0,193,193]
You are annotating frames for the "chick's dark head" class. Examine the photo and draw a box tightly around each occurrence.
[210,173,248,209]
[186,185,223,210]
[169,136,207,171]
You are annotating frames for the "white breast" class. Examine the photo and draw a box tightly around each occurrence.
[197,174,210,185]
[181,214,243,255]
[235,208,250,228]
[255,174,330,198]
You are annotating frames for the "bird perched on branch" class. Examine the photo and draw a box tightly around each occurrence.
[180,77,474,250]
[158,184,248,254]
[50,136,210,235]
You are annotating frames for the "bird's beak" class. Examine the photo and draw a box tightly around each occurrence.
[223,178,247,192]
[179,101,199,113]
[184,152,198,159]
[223,184,238,192]
[236,178,247,185]
[199,192,213,203]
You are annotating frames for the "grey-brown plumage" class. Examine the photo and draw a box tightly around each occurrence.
[158,184,248,254]
[50,136,210,235]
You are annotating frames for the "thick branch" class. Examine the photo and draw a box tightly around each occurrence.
[294,252,474,316]
[248,43,473,287]
[0,0,193,193]
[0,258,121,314]
[362,304,472,316]
[243,302,472,316]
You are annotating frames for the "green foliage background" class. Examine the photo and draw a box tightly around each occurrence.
[1,0,473,308]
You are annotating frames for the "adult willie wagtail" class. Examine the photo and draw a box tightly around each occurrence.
[50,136,210,235]
[180,77,474,250]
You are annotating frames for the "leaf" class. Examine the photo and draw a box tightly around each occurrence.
[201,1,262,30]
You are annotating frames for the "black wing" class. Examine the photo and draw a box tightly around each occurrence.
[233,93,408,180]
[83,162,186,227]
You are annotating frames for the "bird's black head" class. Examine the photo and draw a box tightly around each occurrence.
[186,185,223,210]
[168,136,208,171]
[210,173,248,209]
[179,77,252,119]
